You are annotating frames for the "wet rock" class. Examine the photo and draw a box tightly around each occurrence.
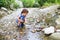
[31,29,36,33]
[0,9,12,18]
[55,15,60,29]
[36,29,41,32]
[56,25,60,29]
[36,18,41,23]
[55,16,60,24]
[57,6,60,10]
[49,33,60,40]
[42,26,55,34]
[56,29,60,32]
[39,23,46,28]
[0,10,8,18]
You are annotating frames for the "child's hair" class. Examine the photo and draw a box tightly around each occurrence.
[21,9,28,14]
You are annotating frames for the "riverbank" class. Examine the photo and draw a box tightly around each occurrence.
[0,5,60,40]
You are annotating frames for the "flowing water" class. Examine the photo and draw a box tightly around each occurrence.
[0,5,59,40]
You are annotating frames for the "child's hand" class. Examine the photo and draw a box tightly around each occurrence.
[17,16,24,22]
[18,19,24,22]
[20,19,24,22]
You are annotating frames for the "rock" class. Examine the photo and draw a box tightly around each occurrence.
[1,7,7,11]
[0,10,8,18]
[36,29,41,32]
[31,30,36,33]
[28,17,34,22]
[49,33,60,40]
[56,24,60,29]
[55,15,60,29]
[56,17,60,24]
[56,29,60,32]
[0,34,5,40]
[40,24,46,28]
[42,26,55,34]
[13,39,16,40]
[36,18,40,23]
[57,6,60,10]
[0,9,12,18]
[5,35,11,40]
[39,5,59,14]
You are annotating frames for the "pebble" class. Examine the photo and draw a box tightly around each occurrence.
[31,29,36,33]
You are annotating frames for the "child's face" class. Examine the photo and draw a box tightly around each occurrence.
[23,13,28,16]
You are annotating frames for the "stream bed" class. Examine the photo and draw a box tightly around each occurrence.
[0,5,60,40]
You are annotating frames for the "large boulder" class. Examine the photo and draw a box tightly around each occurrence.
[42,26,55,34]
[0,8,12,19]
[49,32,60,40]
[1,7,8,11]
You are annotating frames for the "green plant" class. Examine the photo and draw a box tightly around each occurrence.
[38,0,47,6]
[55,0,60,4]
[0,0,14,8]
[0,0,20,9]
[21,0,35,7]
[13,2,20,9]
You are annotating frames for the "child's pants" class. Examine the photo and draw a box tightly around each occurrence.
[19,23,24,28]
